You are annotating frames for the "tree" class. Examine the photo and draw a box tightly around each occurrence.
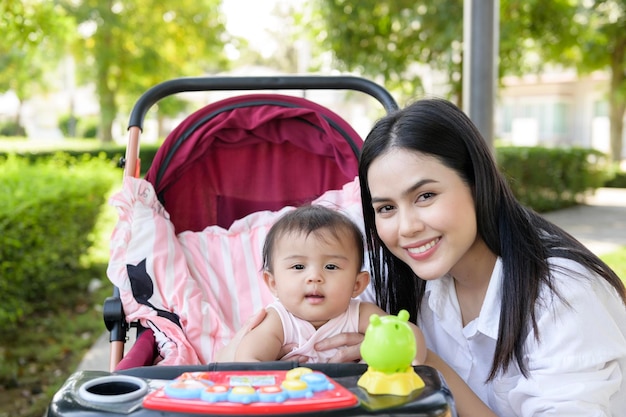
[0,1,75,134]
[60,0,231,142]
[502,0,625,162]
[306,0,625,161]
[578,1,626,162]
[303,0,464,104]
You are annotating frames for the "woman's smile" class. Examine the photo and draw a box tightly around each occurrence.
[405,236,441,259]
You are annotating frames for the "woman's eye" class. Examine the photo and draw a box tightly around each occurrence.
[375,204,394,214]
[417,192,435,202]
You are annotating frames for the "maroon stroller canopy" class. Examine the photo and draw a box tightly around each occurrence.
[144,94,364,233]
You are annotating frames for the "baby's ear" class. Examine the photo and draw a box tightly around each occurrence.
[352,270,370,297]
[263,271,279,297]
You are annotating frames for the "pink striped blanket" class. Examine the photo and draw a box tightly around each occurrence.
[106,176,365,365]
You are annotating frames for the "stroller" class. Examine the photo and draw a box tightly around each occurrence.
[48,75,457,417]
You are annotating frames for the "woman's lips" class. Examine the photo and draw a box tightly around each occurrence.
[406,237,441,260]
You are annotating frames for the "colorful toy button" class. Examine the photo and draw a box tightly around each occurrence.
[285,367,313,380]
[256,385,288,403]
[164,379,212,400]
[227,386,259,404]
[281,379,313,399]
[300,372,334,392]
[200,384,230,403]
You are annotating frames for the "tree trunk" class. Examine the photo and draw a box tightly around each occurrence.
[98,89,116,143]
[14,100,26,137]
[609,93,625,163]
[608,37,626,163]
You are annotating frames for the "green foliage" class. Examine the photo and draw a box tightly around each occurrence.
[0,120,26,137]
[79,116,99,139]
[58,114,99,138]
[60,0,232,142]
[499,0,580,75]
[496,146,611,212]
[306,0,463,101]
[0,153,118,329]
[0,1,75,99]
[605,171,626,188]
[0,268,113,416]
[306,0,587,102]
[57,113,77,137]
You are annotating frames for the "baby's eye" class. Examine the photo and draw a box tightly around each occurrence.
[325,264,339,270]
[291,264,305,270]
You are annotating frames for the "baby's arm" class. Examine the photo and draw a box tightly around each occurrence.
[234,308,284,362]
[358,302,427,365]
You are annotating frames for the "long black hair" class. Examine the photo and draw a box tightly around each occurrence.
[358,98,625,380]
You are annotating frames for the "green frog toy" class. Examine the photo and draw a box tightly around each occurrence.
[357,310,425,396]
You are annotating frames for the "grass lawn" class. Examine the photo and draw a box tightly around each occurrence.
[601,247,626,284]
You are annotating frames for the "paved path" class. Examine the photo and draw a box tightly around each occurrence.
[542,187,626,255]
[77,188,626,372]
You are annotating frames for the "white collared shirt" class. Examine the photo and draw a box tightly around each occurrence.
[419,257,626,417]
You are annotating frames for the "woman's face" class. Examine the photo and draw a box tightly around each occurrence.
[367,148,482,281]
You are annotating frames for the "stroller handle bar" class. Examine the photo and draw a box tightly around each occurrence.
[128,75,399,130]
[123,75,399,178]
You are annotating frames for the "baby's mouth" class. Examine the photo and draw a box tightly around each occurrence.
[305,292,324,300]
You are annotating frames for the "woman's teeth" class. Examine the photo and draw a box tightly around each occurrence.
[408,238,439,254]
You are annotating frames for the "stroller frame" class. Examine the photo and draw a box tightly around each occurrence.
[104,74,399,371]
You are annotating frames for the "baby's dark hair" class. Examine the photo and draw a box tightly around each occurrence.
[263,205,364,273]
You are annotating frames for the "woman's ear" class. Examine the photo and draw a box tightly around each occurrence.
[352,270,371,297]
[263,270,279,297]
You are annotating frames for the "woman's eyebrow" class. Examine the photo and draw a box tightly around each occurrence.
[371,179,437,203]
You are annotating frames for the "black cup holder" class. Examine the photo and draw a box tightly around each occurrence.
[78,375,148,404]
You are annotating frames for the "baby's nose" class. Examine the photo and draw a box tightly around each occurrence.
[306,272,324,283]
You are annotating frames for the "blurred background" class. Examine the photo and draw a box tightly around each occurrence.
[1,0,625,163]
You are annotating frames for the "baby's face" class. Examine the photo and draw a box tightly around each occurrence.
[265,229,363,329]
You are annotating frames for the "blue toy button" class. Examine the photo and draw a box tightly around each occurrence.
[300,372,334,392]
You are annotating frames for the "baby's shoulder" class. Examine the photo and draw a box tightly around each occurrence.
[358,301,386,316]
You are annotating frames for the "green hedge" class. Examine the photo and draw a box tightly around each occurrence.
[496,146,611,212]
[605,170,626,188]
[0,153,119,328]
[0,143,160,177]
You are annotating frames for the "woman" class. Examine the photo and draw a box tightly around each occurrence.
[357,98,626,416]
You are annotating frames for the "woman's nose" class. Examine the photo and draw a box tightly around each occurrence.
[398,208,424,236]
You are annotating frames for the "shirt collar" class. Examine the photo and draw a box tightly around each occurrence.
[424,258,503,339]
[475,257,502,339]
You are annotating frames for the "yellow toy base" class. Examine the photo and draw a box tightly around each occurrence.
[357,366,425,396]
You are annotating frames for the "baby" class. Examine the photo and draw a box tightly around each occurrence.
[234,204,426,364]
